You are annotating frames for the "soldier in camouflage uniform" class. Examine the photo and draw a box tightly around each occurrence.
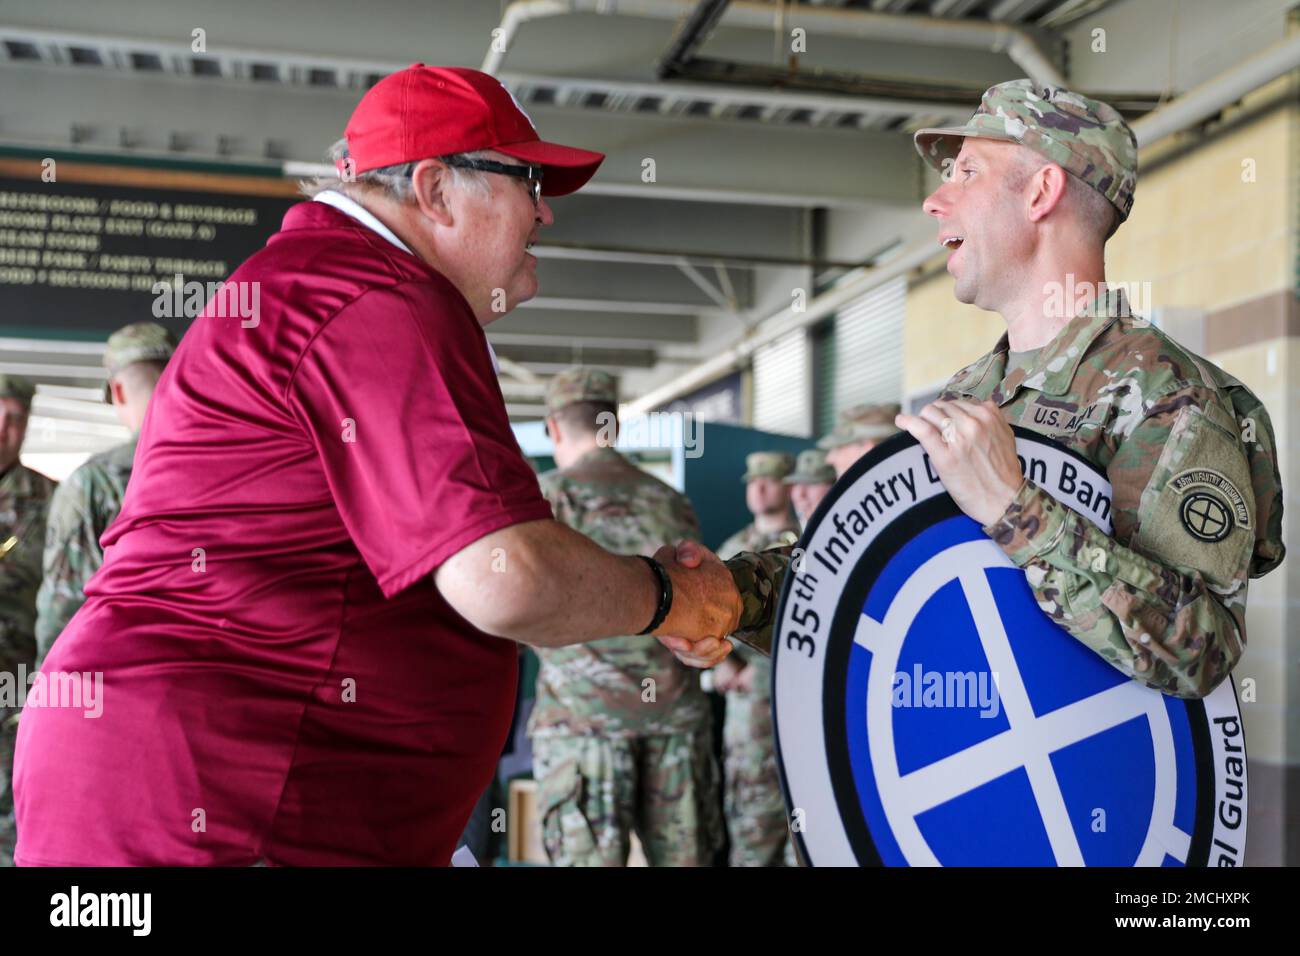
[714,451,799,866]
[717,80,1284,703]
[35,322,176,665]
[785,448,836,528]
[0,374,56,865]
[818,404,901,478]
[529,366,723,866]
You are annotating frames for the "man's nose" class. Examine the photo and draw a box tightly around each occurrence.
[535,197,555,227]
[922,183,950,219]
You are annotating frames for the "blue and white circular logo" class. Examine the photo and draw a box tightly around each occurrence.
[773,429,1247,867]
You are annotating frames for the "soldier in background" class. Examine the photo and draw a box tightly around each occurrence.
[529,366,722,866]
[784,448,836,529]
[0,374,55,865]
[35,322,177,664]
[817,403,901,478]
[713,451,798,866]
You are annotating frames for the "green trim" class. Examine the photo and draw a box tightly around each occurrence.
[0,145,284,179]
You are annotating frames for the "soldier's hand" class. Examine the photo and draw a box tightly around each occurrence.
[896,399,1023,526]
[712,655,743,692]
[732,663,755,693]
[652,541,740,669]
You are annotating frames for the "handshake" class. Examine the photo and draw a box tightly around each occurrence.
[649,540,743,670]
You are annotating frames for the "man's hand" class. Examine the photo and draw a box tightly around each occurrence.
[673,539,706,568]
[896,399,1023,526]
[652,541,741,669]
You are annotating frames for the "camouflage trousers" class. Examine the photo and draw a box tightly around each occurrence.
[723,672,796,867]
[532,729,723,867]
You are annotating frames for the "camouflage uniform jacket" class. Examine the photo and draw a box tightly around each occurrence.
[0,463,56,676]
[726,295,1284,699]
[35,436,137,663]
[529,445,712,738]
[717,519,798,669]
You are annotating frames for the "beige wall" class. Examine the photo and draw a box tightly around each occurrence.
[1112,109,1293,316]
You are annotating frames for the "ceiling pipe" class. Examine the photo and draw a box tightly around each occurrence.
[1130,30,1300,147]
[482,0,1066,87]
[627,30,1300,413]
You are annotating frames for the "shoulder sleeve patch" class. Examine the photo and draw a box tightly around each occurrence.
[1168,468,1251,531]
[1133,405,1254,587]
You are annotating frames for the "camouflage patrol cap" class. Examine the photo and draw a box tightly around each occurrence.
[817,403,901,450]
[103,321,177,402]
[0,373,36,411]
[783,448,835,485]
[545,366,618,415]
[914,79,1138,225]
[740,450,795,483]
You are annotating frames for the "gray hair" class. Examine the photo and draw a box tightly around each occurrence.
[299,138,494,202]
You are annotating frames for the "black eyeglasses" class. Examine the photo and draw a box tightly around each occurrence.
[441,157,543,205]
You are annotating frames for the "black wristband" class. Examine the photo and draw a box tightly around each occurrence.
[636,555,673,635]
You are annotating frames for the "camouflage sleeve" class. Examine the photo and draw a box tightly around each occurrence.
[986,387,1256,699]
[34,471,95,665]
[0,491,49,676]
[536,472,563,517]
[723,545,794,658]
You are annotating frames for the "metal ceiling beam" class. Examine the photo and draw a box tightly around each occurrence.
[507,72,973,124]
[675,259,734,312]
[0,62,922,209]
[668,57,992,104]
[0,25,975,130]
[989,0,1050,22]
[657,0,733,79]
[488,309,698,345]
[517,296,717,316]
[482,0,1066,87]
[533,240,869,271]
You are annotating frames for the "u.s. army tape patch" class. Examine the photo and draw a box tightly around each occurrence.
[773,428,1247,867]
[1169,469,1251,531]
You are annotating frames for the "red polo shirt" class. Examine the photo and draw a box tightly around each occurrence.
[14,201,552,865]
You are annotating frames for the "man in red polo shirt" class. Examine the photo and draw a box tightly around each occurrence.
[13,65,739,866]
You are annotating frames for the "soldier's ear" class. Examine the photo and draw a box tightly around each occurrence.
[109,379,129,407]
[1027,161,1069,224]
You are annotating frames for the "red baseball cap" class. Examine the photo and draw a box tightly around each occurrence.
[343,64,605,197]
